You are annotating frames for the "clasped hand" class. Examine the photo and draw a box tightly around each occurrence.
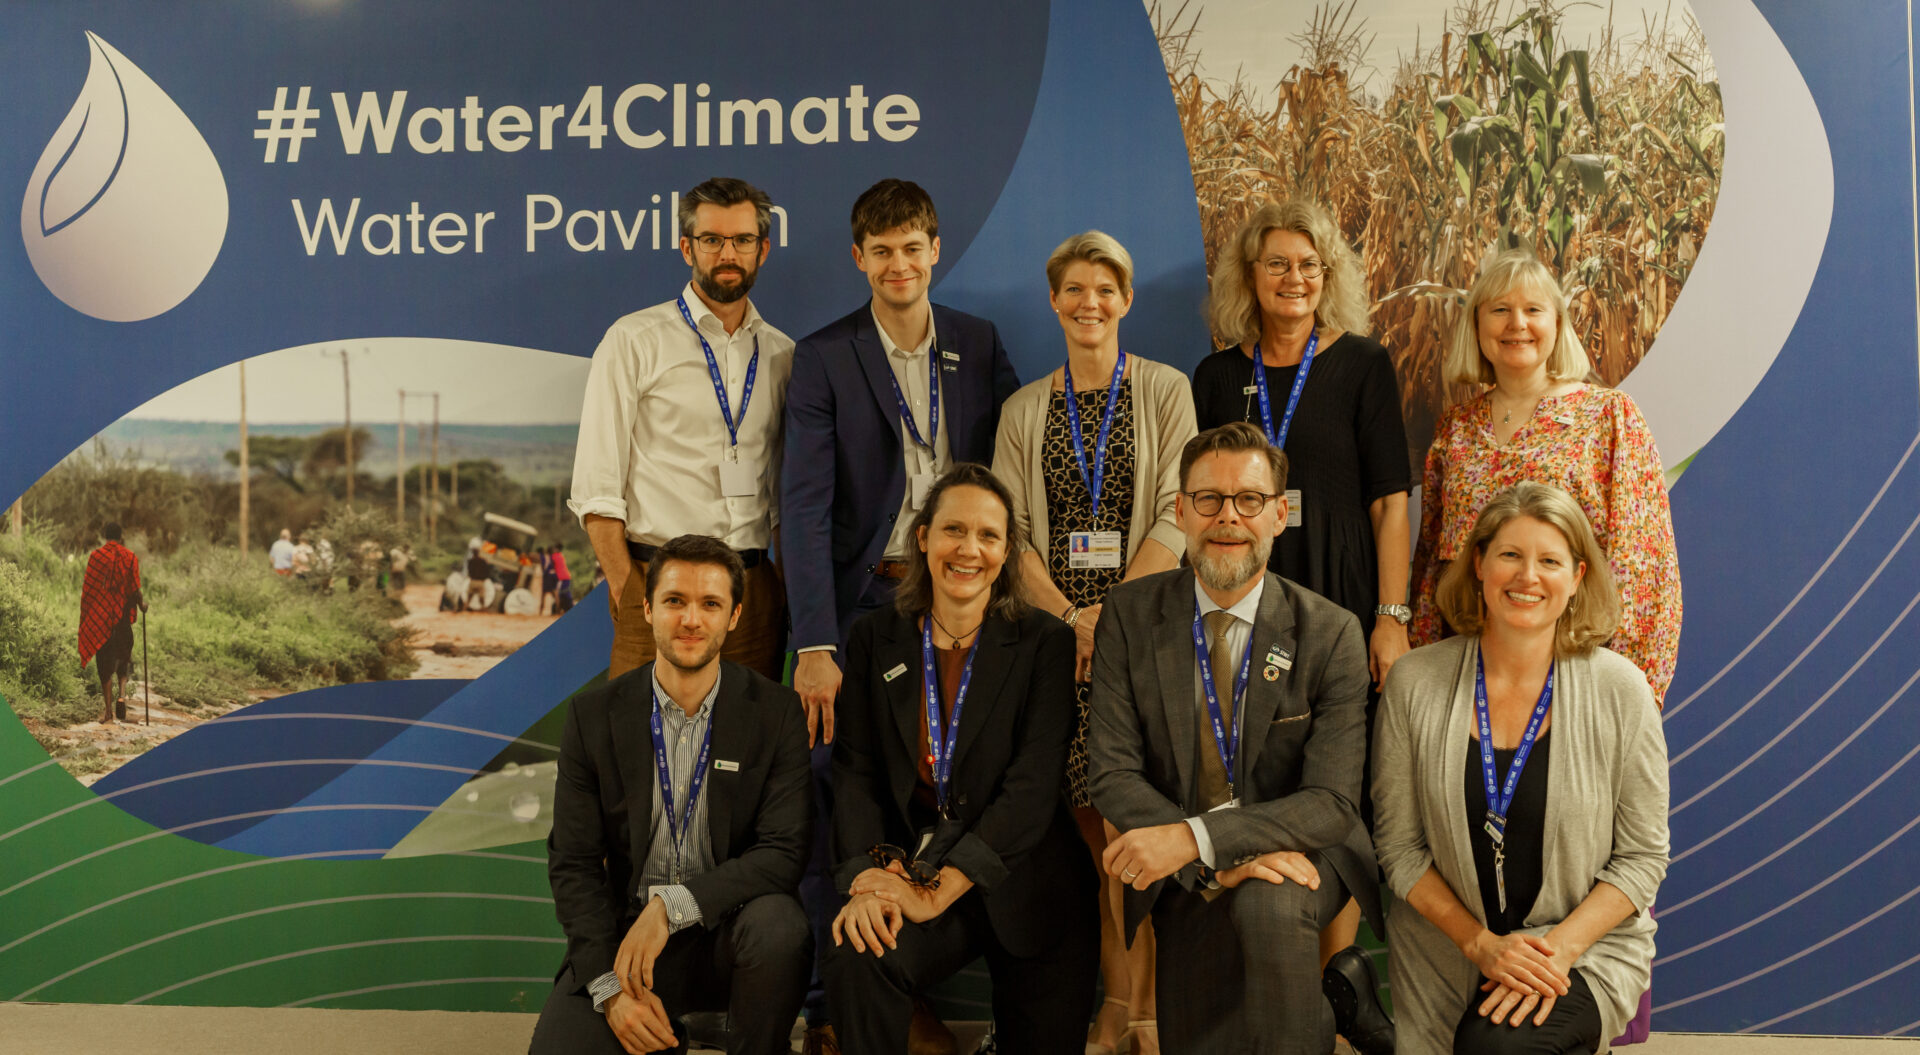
[605,899,676,1053]
[1215,850,1319,890]
[1101,822,1199,890]
[1468,930,1574,1029]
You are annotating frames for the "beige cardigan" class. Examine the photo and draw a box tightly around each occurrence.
[1373,637,1669,1053]
[990,355,1197,568]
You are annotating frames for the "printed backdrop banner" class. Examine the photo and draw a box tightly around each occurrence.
[1,0,1919,1037]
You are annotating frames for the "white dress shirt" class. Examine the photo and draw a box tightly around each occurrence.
[569,283,795,550]
[1187,574,1265,869]
[873,303,951,561]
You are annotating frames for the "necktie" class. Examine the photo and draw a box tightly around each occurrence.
[1198,609,1237,811]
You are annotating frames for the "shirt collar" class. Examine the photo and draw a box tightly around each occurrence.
[650,664,722,722]
[1194,573,1265,626]
[869,302,935,359]
[679,282,760,338]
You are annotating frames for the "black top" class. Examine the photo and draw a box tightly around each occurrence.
[1190,334,1411,631]
[1464,731,1551,934]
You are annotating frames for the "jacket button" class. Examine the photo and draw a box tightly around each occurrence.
[866,564,875,572]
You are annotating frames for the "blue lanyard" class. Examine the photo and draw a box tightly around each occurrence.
[650,696,715,869]
[1191,600,1254,797]
[677,296,760,450]
[1063,349,1127,515]
[1251,330,1318,450]
[886,344,941,451]
[921,617,980,818]
[1474,646,1554,844]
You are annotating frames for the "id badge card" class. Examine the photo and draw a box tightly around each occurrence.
[1284,488,1303,528]
[1067,530,1123,569]
[1207,798,1241,812]
[910,473,935,509]
[719,457,759,498]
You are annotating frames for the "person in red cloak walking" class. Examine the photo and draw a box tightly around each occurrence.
[78,521,146,724]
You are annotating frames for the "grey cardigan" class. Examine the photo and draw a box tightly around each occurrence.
[991,355,1197,567]
[1373,637,1669,1053]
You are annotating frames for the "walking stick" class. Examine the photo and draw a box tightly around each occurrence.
[141,609,150,725]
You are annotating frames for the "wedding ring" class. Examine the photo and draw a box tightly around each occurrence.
[1123,868,1140,880]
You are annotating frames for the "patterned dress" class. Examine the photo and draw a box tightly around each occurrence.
[1044,382,1137,807]
[1409,385,1682,701]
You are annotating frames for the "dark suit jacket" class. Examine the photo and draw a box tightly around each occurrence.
[830,606,1094,958]
[1086,568,1382,937]
[546,661,812,992]
[780,302,1021,651]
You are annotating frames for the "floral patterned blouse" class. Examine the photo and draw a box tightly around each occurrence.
[1409,385,1682,702]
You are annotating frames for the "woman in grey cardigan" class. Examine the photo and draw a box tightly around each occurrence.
[1374,481,1668,1054]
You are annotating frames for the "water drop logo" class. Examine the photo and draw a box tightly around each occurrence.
[20,32,229,322]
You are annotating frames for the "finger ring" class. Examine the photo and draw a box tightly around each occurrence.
[1123,868,1140,880]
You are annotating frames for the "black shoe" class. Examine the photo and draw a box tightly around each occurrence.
[1323,944,1395,1055]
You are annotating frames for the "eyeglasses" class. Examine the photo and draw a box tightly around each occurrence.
[868,844,942,889]
[1261,257,1325,279]
[1184,490,1280,517]
[690,233,762,254]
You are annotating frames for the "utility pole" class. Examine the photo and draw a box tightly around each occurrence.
[429,393,440,545]
[396,390,406,525]
[326,349,354,505]
[418,423,428,535]
[238,360,250,558]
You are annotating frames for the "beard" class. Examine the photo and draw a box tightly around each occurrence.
[655,631,724,672]
[695,260,757,304]
[1191,527,1272,593]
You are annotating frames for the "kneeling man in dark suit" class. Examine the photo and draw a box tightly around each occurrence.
[1088,423,1392,1055]
[531,534,813,1055]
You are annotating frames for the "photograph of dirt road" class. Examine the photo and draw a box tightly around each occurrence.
[1,340,592,783]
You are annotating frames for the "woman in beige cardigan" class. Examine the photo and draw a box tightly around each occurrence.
[991,230,1196,1054]
[1374,481,1668,1054]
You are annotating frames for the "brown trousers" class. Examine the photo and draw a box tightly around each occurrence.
[608,557,788,683]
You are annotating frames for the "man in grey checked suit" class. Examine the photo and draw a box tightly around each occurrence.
[1088,422,1386,1055]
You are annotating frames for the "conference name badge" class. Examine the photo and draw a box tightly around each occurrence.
[1284,488,1303,528]
[713,759,740,772]
[719,457,759,498]
[1067,530,1122,569]
[884,663,908,682]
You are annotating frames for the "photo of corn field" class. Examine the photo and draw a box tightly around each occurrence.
[1156,0,1723,452]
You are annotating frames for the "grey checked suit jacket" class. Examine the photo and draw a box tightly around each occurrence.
[1086,567,1382,938]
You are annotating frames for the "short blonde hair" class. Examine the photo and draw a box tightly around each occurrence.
[1206,200,1368,346]
[1443,248,1592,386]
[1046,230,1134,296]
[1434,481,1620,654]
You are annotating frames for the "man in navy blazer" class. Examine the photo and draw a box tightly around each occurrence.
[779,179,1018,1049]
[781,180,1019,741]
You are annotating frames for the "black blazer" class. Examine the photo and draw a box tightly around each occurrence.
[547,661,812,991]
[830,605,1094,958]
[780,302,1021,651]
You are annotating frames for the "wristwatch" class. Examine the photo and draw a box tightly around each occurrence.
[1375,603,1412,625]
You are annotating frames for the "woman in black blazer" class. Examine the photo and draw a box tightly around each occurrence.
[825,462,1099,1054]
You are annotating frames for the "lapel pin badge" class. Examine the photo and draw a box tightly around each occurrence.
[1269,648,1293,671]
[1263,664,1281,681]
[941,349,961,361]
[884,662,908,682]
[714,759,741,772]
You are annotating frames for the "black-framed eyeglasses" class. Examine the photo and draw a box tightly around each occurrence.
[868,844,942,889]
[1260,256,1324,279]
[690,233,762,254]
[1184,489,1279,517]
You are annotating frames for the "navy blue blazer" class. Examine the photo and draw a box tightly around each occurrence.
[780,302,1020,651]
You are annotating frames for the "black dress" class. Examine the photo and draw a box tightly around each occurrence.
[1190,334,1411,634]
[1042,383,1137,808]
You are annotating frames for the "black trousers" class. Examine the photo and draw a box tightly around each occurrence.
[1152,850,1350,1055]
[1452,968,1603,1055]
[528,893,811,1055]
[826,889,1097,1055]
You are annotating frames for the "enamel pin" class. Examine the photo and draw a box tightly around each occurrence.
[884,662,908,682]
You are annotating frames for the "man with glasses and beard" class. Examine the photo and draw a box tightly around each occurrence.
[571,177,795,682]
[1086,422,1393,1055]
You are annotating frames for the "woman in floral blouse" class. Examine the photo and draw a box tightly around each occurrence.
[1409,248,1681,702]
